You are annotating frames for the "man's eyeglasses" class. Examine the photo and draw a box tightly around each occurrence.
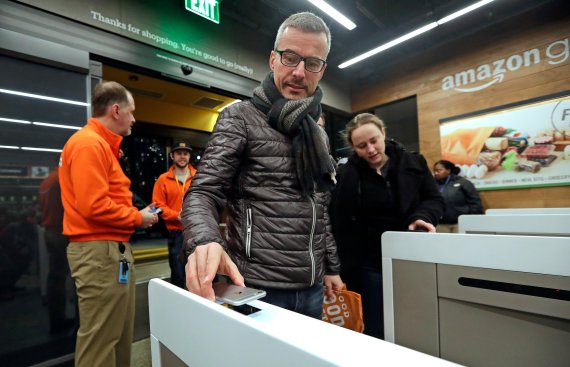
[274,50,327,73]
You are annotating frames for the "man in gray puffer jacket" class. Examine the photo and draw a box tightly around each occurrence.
[181,12,343,319]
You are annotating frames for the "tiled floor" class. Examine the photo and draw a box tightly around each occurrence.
[132,338,152,367]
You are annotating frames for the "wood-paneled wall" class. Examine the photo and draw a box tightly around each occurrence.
[351,17,570,209]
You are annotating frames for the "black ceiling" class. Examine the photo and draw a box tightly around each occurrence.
[220,0,569,87]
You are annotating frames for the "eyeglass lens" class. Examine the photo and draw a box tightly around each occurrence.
[279,50,324,72]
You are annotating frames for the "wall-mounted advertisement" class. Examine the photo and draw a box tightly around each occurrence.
[440,92,570,191]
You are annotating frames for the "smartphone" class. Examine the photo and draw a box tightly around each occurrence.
[213,282,266,306]
[149,207,163,215]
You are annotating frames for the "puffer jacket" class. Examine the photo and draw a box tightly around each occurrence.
[439,175,483,224]
[181,100,340,289]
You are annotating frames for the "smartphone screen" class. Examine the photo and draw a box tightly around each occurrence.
[213,282,266,306]
[149,207,163,215]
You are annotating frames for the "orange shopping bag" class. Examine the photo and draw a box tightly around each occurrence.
[322,286,364,333]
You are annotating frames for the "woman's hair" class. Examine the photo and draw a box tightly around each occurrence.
[342,113,386,147]
[435,160,460,175]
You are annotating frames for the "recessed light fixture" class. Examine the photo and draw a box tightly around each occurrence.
[307,0,356,30]
[338,0,495,68]
[0,88,89,106]
[21,147,63,153]
[437,0,495,25]
[339,22,438,68]
[0,145,62,152]
[33,121,81,130]
[0,117,31,124]
[0,117,81,130]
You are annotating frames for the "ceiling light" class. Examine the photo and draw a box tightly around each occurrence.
[437,0,495,25]
[1,117,81,130]
[0,117,31,124]
[339,22,437,68]
[307,0,356,30]
[33,121,81,130]
[21,147,63,153]
[0,88,89,106]
[217,99,242,112]
[0,145,19,150]
[338,0,495,68]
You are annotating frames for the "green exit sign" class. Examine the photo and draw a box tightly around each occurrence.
[185,0,220,24]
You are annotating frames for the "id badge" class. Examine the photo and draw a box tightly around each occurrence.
[118,259,130,284]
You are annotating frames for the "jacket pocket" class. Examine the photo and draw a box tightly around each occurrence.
[245,206,253,258]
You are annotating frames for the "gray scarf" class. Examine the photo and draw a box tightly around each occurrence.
[252,72,336,196]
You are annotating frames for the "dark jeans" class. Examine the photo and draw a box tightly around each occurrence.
[345,266,384,339]
[168,230,186,289]
[255,282,324,319]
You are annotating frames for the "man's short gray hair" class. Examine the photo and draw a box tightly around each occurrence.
[92,81,131,118]
[274,12,331,56]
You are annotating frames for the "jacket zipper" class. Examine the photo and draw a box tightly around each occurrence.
[245,207,252,258]
[308,195,316,286]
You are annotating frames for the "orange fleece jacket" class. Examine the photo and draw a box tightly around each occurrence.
[152,164,196,231]
[60,118,142,242]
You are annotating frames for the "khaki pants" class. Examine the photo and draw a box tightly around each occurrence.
[437,224,459,233]
[67,240,136,367]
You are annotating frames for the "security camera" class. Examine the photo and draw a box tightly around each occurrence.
[181,64,193,76]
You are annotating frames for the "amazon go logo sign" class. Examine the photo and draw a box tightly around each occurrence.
[442,38,568,93]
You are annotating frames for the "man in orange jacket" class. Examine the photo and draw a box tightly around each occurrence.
[59,81,158,367]
[152,142,197,288]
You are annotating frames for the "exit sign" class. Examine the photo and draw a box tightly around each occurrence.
[185,0,220,24]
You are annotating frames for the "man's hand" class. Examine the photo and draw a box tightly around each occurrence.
[140,204,158,229]
[324,274,344,299]
[185,242,244,301]
[408,219,435,233]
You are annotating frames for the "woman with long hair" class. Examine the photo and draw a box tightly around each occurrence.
[330,113,444,339]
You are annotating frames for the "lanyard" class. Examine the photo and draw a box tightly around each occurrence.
[438,175,452,193]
